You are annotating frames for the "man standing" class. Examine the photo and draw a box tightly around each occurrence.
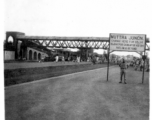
[55,55,59,62]
[140,59,144,71]
[119,59,127,84]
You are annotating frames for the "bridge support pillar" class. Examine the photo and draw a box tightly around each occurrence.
[5,32,25,60]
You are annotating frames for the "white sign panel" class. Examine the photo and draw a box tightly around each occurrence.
[110,33,146,52]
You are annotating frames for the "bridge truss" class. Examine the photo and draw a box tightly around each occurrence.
[16,35,150,51]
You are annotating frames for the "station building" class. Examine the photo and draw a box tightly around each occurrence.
[4,31,93,61]
[4,32,49,61]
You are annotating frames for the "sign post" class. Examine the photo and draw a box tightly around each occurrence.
[142,36,146,83]
[142,53,146,83]
[108,33,146,83]
[107,47,110,81]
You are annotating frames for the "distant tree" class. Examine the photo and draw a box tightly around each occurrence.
[142,55,147,61]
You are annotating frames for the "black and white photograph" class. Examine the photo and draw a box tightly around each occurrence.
[2,0,151,120]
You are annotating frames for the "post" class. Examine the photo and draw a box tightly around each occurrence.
[142,35,146,84]
[142,52,146,84]
[107,48,110,81]
[142,53,145,83]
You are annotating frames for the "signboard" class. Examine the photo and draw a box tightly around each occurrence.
[110,33,146,52]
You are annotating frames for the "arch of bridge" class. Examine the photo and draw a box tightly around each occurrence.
[29,50,32,60]
[27,47,44,61]
[38,53,41,60]
[34,52,37,60]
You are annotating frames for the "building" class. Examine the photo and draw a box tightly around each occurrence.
[4,31,101,62]
[4,32,49,61]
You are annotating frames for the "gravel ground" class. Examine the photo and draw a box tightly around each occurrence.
[5,66,149,120]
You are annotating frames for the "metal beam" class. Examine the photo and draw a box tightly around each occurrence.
[16,35,150,50]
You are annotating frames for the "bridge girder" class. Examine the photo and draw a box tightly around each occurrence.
[27,40,110,49]
[17,35,110,49]
[17,36,150,51]
[6,32,147,51]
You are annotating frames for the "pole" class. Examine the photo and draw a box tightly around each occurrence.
[142,52,146,84]
[142,35,146,84]
[107,48,110,81]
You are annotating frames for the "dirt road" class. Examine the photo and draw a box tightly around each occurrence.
[5,66,149,120]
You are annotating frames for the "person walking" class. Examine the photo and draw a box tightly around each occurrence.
[119,59,127,84]
[140,59,144,71]
[62,56,65,62]
[55,55,59,62]
[134,59,140,71]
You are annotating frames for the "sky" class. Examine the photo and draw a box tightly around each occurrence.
[4,0,151,57]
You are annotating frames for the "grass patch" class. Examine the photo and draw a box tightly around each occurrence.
[4,63,115,86]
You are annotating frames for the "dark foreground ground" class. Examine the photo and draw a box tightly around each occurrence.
[4,62,112,86]
[4,61,92,70]
[5,66,149,120]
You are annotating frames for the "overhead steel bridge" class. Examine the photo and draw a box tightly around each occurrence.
[5,32,150,59]
[16,35,110,49]
[6,32,150,50]
[16,34,150,50]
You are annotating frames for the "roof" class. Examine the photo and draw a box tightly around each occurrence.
[16,35,150,42]
[16,35,109,41]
